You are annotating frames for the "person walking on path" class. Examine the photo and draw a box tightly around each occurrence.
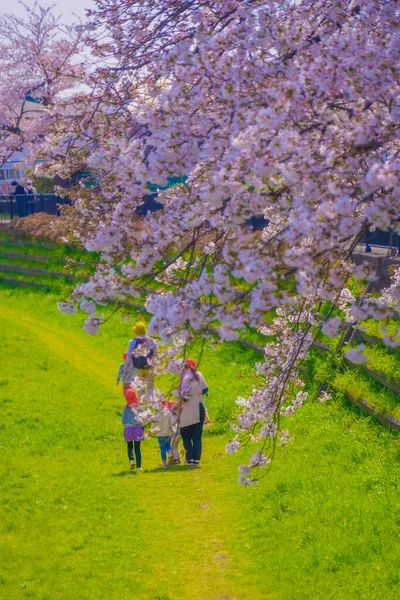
[179,358,209,467]
[116,352,134,393]
[152,400,178,469]
[121,389,145,471]
[123,322,157,401]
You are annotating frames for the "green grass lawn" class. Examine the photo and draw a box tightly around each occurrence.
[1,285,400,599]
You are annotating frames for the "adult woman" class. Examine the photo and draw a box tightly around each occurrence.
[179,358,208,466]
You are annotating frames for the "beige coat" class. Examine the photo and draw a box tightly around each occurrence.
[179,371,207,428]
[153,409,177,437]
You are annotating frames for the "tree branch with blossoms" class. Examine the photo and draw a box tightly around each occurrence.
[37,0,400,483]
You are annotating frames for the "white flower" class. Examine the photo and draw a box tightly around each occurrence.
[318,391,332,402]
[279,430,294,446]
[281,405,295,416]
[238,474,258,487]
[238,464,251,474]
[259,421,278,438]
[57,301,77,315]
[83,314,104,335]
[294,391,308,407]
[350,304,369,321]
[226,438,241,454]
[204,241,216,255]
[250,450,270,468]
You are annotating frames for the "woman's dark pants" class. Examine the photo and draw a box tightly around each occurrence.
[180,403,205,462]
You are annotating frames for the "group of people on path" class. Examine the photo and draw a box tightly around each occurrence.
[117,321,209,472]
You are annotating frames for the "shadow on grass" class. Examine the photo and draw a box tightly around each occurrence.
[142,465,198,474]
[112,470,137,477]
[112,465,197,477]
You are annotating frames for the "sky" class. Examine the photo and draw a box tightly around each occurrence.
[0,0,95,23]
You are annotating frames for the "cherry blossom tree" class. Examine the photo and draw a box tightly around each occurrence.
[48,0,400,483]
[0,2,84,171]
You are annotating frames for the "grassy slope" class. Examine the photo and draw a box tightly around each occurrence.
[333,368,400,419]
[0,286,400,599]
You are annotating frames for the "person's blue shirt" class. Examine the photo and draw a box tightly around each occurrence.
[121,406,142,427]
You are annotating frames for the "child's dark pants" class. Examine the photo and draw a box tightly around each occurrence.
[127,441,141,467]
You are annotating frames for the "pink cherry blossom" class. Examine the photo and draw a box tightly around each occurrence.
[80,300,96,314]
[83,314,104,336]
[322,317,342,338]
[57,301,77,315]
[381,327,400,349]
[226,438,242,455]
[345,345,369,365]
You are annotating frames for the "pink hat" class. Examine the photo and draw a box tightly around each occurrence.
[124,389,139,405]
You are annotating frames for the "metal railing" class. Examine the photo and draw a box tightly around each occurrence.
[0,194,71,219]
[364,229,400,255]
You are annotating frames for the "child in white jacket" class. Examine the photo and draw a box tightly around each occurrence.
[152,401,179,468]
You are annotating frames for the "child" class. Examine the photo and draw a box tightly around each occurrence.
[117,352,134,393]
[123,322,157,400]
[170,401,182,465]
[152,400,178,468]
[121,389,144,471]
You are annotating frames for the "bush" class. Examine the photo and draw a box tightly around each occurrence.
[5,213,77,244]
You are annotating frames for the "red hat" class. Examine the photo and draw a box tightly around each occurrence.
[124,389,139,405]
[162,400,176,410]
[185,358,197,370]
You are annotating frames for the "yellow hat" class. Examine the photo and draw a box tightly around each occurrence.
[133,321,147,336]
